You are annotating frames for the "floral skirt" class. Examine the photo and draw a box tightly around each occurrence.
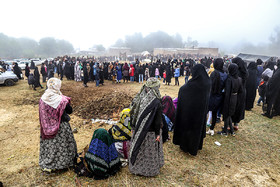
[39,121,77,170]
[129,131,164,177]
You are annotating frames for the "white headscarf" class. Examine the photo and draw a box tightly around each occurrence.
[41,78,62,109]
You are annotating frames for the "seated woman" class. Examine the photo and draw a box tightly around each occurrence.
[108,108,132,160]
[39,78,77,172]
[129,77,164,177]
[84,128,121,180]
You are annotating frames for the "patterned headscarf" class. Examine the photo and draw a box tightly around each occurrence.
[142,77,161,99]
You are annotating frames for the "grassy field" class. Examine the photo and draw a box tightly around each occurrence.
[0,76,279,186]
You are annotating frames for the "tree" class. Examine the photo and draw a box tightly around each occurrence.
[94,44,106,52]
[184,37,198,48]
[39,37,58,57]
[113,39,125,47]
[57,39,74,55]
[125,33,144,52]
[269,26,280,56]
[18,38,39,58]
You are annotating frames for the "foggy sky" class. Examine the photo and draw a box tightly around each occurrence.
[1,0,280,50]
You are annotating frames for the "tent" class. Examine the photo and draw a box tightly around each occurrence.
[237,53,277,63]
[141,51,150,56]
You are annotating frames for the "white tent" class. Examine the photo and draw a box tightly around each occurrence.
[141,51,150,56]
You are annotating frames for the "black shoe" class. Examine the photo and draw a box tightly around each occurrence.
[217,131,228,136]
[216,118,221,123]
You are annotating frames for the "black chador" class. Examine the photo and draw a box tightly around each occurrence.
[245,62,257,111]
[173,64,210,156]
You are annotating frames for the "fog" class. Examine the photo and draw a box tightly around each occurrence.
[0,0,280,57]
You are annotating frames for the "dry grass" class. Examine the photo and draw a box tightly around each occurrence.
[0,76,279,187]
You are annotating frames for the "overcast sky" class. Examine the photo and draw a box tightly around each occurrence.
[1,0,280,50]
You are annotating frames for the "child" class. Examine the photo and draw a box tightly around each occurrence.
[112,67,116,83]
[174,65,180,86]
[257,75,269,106]
[163,70,166,83]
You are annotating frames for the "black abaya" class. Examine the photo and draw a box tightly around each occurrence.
[173,64,211,156]
[245,62,257,110]
[263,68,280,118]
[232,57,248,123]
[166,64,172,84]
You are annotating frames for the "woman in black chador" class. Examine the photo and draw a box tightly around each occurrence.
[231,57,248,130]
[218,64,243,136]
[173,64,211,156]
[34,67,43,90]
[13,63,22,80]
[25,63,30,79]
[206,58,227,136]
[83,61,89,87]
[262,60,280,118]
[245,62,258,111]
[165,62,172,85]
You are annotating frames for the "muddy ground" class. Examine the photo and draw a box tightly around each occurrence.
[0,77,279,186]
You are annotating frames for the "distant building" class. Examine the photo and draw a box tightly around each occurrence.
[153,47,219,57]
[107,47,131,56]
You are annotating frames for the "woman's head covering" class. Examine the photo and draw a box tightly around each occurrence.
[228,63,239,78]
[266,61,275,70]
[232,57,248,81]
[256,59,263,65]
[247,61,257,70]
[213,58,224,72]
[191,64,209,83]
[41,78,62,109]
[143,77,161,98]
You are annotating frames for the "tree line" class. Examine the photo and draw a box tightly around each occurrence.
[112,31,198,52]
[0,33,74,59]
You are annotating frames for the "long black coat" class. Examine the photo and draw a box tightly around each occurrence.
[173,64,210,156]
[25,65,30,78]
[263,68,280,118]
[34,67,41,88]
[223,64,243,119]
[165,65,172,83]
[13,63,22,79]
[245,62,258,110]
[232,57,248,123]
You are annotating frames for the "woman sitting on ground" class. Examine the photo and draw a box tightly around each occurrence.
[39,78,77,172]
[84,128,121,180]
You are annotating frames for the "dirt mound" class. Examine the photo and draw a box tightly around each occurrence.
[61,83,136,119]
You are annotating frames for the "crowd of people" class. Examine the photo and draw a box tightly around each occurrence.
[1,54,280,179]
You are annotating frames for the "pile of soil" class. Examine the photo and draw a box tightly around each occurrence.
[61,84,136,119]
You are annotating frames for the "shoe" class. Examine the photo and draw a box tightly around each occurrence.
[42,168,52,173]
[206,129,214,136]
[206,123,211,127]
[230,132,236,137]
[216,118,221,123]
[233,126,239,131]
[217,131,228,136]
[257,103,261,106]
